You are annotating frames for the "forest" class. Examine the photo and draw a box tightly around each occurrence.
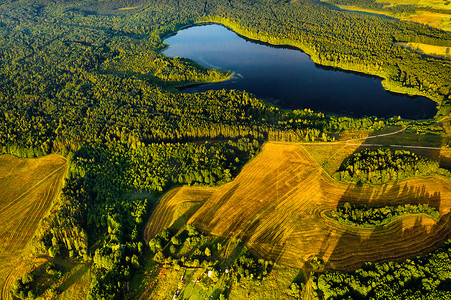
[0,0,450,298]
[312,240,451,299]
[334,148,451,183]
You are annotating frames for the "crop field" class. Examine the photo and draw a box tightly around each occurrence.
[403,11,451,31]
[145,142,451,271]
[330,0,451,31]
[377,0,451,11]
[0,154,67,299]
[143,186,216,242]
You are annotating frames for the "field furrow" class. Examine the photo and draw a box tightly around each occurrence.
[0,154,67,298]
[145,142,451,271]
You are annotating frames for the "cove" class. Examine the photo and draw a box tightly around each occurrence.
[163,24,437,119]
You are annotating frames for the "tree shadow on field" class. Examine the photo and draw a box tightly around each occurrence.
[333,124,446,210]
[169,201,204,233]
[320,176,451,271]
[324,210,451,271]
[318,125,451,270]
[55,263,90,294]
[336,181,441,210]
[196,183,240,230]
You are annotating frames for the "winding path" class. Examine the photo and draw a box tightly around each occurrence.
[306,126,442,150]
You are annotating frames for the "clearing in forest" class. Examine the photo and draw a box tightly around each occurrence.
[326,0,451,31]
[399,42,451,59]
[145,142,451,271]
[0,154,67,299]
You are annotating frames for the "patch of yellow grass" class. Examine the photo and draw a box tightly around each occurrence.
[302,143,361,175]
[146,268,184,300]
[377,0,451,11]
[145,142,451,271]
[58,264,91,300]
[335,5,388,16]
[0,154,67,299]
[405,11,451,31]
[118,6,140,10]
[400,42,451,58]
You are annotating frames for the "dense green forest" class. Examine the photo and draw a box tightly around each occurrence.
[31,139,261,298]
[0,0,450,298]
[326,202,440,227]
[334,148,451,183]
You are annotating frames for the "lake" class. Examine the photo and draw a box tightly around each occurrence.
[163,24,437,119]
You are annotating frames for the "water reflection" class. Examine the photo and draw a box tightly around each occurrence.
[163,24,437,119]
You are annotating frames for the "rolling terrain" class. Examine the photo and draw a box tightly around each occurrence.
[0,154,67,299]
[145,142,451,271]
[324,0,451,31]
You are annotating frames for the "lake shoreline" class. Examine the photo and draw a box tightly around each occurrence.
[162,23,437,120]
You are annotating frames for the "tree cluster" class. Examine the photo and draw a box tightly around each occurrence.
[326,202,440,227]
[312,239,451,299]
[334,148,443,183]
[148,223,272,290]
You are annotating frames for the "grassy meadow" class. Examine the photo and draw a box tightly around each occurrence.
[378,0,451,11]
[399,42,451,58]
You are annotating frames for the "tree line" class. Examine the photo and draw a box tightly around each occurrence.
[333,148,449,183]
[326,202,440,227]
[312,239,451,299]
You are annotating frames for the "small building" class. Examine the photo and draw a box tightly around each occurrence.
[173,289,181,299]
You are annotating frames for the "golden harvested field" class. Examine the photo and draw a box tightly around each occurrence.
[118,6,140,10]
[145,142,451,271]
[377,0,451,11]
[144,186,216,241]
[332,1,451,31]
[0,154,67,299]
[403,11,451,31]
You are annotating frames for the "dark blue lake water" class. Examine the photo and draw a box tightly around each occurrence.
[163,24,437,119]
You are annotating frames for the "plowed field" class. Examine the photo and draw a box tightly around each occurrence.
[145,142,451,271]
[0,154,67,299]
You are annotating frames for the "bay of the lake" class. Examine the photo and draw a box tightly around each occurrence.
[163,24,437,119]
